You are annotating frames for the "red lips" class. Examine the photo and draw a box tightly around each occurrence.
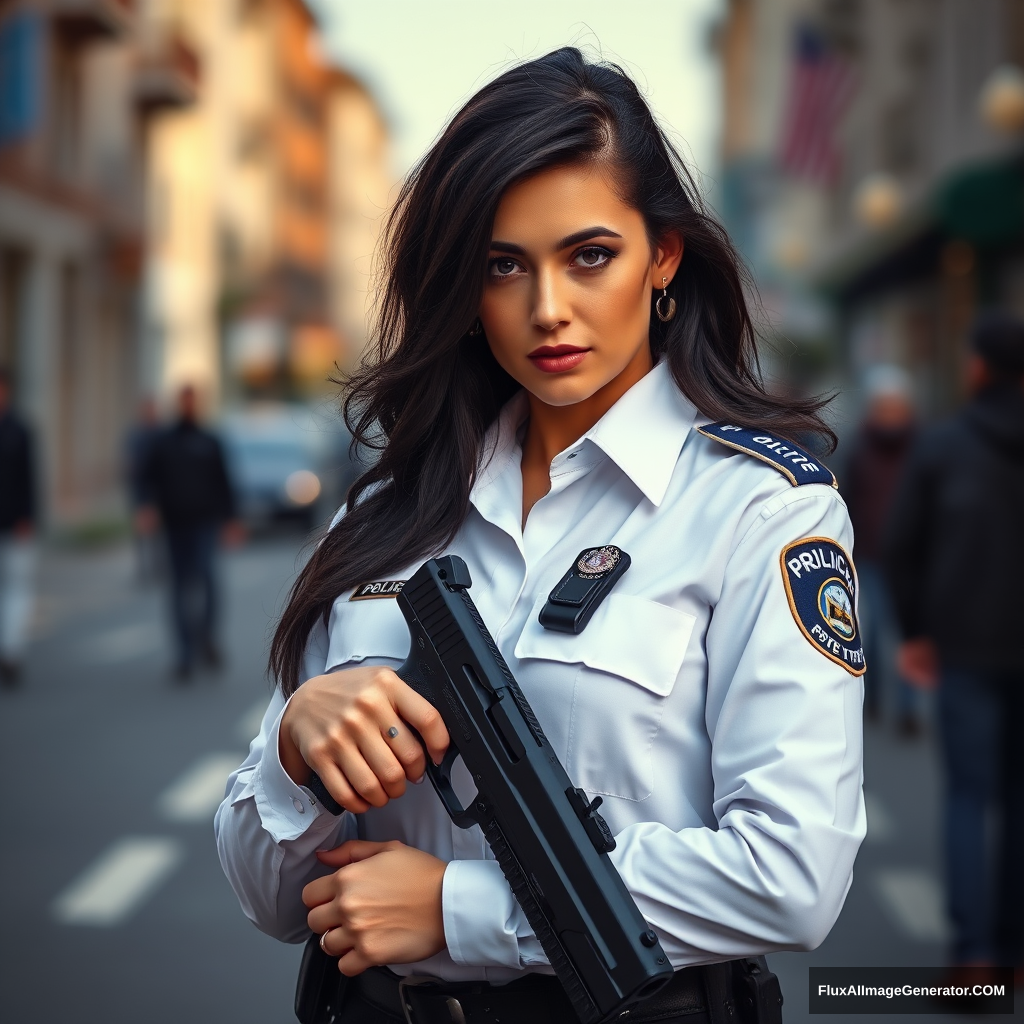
[527,344,590,374]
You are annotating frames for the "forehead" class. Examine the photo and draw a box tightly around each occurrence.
[490,162,643,244]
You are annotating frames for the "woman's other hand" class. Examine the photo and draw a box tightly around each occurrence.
[279,667,450,813]
[304,840,447,974]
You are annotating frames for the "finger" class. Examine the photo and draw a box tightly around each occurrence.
[338,948,372,976]
[317,840,396,871]
[302,872,341,909]
[315,839,391,869]
[317,924,355,958]
[359,733,413,800]
[306,903,339,935]
[382,721,427,782]
[308,758,372,815]
[333,740,397,808]
[388,682,450,765]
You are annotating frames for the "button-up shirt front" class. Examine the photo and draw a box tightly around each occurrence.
[216,361,865,982]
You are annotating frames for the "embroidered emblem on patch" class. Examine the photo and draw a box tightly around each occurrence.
[780,537,865,676]
[349,579,406,601]
[696,422,838,487]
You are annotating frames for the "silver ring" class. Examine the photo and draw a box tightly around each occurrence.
[319,928,333,955]
[387,726,399,739]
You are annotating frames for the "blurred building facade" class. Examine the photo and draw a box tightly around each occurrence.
[0,0,391,528]
[0,0,171,525]
[719,0,1024,422]
[146,0,391,407]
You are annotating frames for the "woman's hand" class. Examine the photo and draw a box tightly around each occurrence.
[279,666,450,813]
[304,840,447,975]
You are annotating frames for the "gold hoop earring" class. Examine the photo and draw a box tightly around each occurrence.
[655,277,676,322]
[467,319,483,336]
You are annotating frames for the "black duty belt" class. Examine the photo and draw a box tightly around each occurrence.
[347,958,777,1024]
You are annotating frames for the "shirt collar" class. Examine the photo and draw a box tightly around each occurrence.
[580,360,697,506]
[471,361,697,510]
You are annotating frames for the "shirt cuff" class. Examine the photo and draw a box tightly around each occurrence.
[443,859,524,969]
[252,698,328,842]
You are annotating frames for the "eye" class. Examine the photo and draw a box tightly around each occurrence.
[488,257,522,279]
[572,246,614,269]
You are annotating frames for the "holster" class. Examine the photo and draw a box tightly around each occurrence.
[731,957,784,1024]
[295,935,350,1024]
[703,956,783,1024]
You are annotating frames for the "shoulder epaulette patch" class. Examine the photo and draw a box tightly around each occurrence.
[695,422,837,488]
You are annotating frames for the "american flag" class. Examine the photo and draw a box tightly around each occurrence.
[779,24,858,185]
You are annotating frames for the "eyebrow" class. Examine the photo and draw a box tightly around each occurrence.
[489,225,623,255]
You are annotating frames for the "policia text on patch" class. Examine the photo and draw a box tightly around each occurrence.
[781,538,864,676]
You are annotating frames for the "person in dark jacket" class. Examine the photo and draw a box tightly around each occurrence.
[884,311,1024,985]
[0,367,35,686]
[125,395,162,582]
[141,385,242,680]
[843,366,920,733]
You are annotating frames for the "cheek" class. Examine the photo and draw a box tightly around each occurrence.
[584,267,651,331]
[478,290,526,363]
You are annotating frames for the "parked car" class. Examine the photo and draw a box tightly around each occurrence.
[218,404,360,530]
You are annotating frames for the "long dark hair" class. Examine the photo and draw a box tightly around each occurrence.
[271,47,835,695]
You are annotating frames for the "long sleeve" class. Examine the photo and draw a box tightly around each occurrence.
[214,620,355,942]
[442,487,865,969]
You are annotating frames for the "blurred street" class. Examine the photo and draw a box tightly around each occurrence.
[0,534,1014,1023]
[0,534,308,1023]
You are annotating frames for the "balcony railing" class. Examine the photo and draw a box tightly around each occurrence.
[134,34,201,115]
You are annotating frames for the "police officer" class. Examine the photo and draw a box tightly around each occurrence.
[216,50,864,1024]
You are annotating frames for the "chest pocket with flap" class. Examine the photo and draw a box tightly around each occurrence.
[514,593,696,802]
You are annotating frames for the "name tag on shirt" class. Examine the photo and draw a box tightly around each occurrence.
[350,580,407,600]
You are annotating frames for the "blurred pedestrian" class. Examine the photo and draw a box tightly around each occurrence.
[0,368,35,687]
[884,311,1024,985]
[125,395,162,582]
[140,384,243,681]
[842,365,921,735]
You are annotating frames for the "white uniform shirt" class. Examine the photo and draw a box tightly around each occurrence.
[215,360,866,982]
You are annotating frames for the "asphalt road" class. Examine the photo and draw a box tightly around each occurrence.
[0,537,1017,1022]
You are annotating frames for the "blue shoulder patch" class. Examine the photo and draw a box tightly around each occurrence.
[695,422,837,488]
[781,537,865,676]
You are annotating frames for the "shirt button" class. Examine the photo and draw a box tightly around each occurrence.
[292,798,305,814]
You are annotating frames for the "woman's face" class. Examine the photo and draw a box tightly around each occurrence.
[478,161,682,409]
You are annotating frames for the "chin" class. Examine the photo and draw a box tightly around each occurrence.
[526,373,607,407]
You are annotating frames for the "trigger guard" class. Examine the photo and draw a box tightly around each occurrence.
[425,746,479,829]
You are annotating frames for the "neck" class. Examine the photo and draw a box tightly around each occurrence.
[519,345,653,527]
[523,344,653,465]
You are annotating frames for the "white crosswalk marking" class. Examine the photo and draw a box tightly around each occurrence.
[875,868,951,943]
[84,622,162,664]
[236,698,269,743]
[53,837,183,926]
[158,753,243,823]
[863,791,895,843]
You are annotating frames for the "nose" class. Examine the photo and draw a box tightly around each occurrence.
[531,265,570,331]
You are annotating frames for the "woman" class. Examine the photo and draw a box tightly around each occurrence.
[216,48,865,1024]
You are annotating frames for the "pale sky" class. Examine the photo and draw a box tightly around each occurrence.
[313,1,725,190]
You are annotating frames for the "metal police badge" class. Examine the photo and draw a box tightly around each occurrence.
[780,537,865,676]
[576,546,622,578]
[540,545,631,634]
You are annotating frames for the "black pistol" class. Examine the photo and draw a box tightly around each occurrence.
[308,556,672,1023]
